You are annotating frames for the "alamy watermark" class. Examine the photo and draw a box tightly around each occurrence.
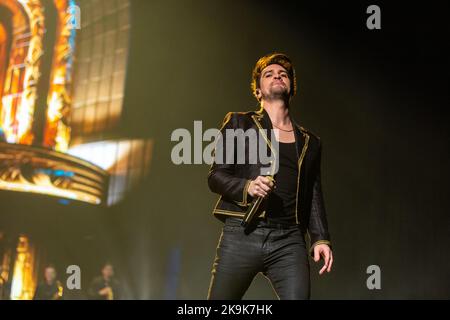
[170,121,280,175]
[366,264,381,290]
[366,5,381,30]
[66,264,81,290]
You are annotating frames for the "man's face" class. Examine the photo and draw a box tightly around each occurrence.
[44,267,56,283]
[102,265,114,279]
[258,64,291,101]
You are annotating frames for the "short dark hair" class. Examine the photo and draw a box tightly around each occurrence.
[251,52,297,100]
[44,264,56,272]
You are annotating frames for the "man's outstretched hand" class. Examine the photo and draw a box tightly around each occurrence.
[313,244,333,275]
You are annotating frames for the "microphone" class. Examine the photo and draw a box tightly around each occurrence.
[241,176,274,228]
[241,196,264,228]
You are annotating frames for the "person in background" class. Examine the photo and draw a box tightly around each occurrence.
[33,264,63,300]
[0,267,11,300]
[88,262,121,300]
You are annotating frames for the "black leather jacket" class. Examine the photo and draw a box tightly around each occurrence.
[207,107,331,253]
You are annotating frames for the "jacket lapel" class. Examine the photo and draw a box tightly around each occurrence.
[291,119,305,160]
[254,106,305,161]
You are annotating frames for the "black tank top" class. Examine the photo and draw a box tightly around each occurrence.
[266,141,298,224]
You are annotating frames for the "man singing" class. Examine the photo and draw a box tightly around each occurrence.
[207,53,333,300]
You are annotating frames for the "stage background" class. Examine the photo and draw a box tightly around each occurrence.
[1,1,449,299]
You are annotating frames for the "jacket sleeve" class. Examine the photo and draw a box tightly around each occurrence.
[207,112,252,206]
[308,139,332,255]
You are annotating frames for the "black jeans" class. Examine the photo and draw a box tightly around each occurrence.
[207,217,310,300]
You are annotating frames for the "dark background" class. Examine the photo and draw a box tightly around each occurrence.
[116,0,450,299]
[2,1,449,299]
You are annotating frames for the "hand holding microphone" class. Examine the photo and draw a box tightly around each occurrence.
[241,176,275,228]
[248,176,275,198]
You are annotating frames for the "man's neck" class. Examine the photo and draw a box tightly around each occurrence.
[261,99,290,125]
